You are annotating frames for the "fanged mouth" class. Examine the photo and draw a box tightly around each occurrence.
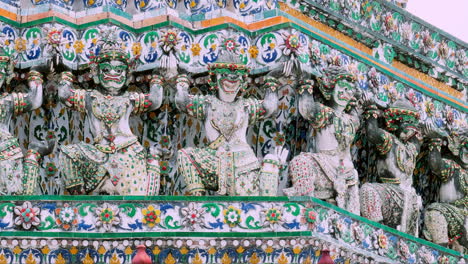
[221,79,240,92]
[103,75,124,82]
[338,92,350,101]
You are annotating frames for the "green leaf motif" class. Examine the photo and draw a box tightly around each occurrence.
[408,241,418,254]
[384,46,395,63]
[410,41,420,50]
[385,243,398,260]
[298,54,309,64]
[38,216,56,230]
[392,12,402,22]
[329,0,340,11]
[260,33,276,47]
[84,28,99,42]
[319,44,330,55]
[203,34,218,49]
[202,203,221,217]
[78,203,97,217]
[317,208,329,221]
[245,216,263,229]
[357,63,368,73]
[351,11,360,21]
[446,60,455,69]
[447,41,457,50]
[262,120,276,138]
[361,224,373,236]
[240,54,248,65]
[164,215,182,229]
[341,231,353,243]
[431,32,441,42]
[26,28,42,40]
[371,22,381,32]
[179,52,191,64]
[372,2,382,13]
[118,204,137,217]
[427,50,437,60]
[284,203,300,216]
[144,31,159,45]
[411,23,420,33]
[63,50,76,62]
[395,83,405,94]
[0,203,14,218]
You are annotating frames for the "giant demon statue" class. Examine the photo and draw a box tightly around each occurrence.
[283,66,362,215]
[175,52,287,196]
[360,99,422,236]
[58,41,163,195]
[423,128,467,252]
[0,49,54,195]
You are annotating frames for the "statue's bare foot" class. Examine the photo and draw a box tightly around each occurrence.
[30,139,56,156]
[190,190,205,196]
[67,185,84,195]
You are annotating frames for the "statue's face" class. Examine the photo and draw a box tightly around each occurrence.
[216,70,243,102]
[332,79,354,107]
[98,60,128,95]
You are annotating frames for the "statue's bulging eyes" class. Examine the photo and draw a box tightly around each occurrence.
[101,67,111,74]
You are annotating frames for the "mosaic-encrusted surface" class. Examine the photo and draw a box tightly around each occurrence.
[0,196,465,263]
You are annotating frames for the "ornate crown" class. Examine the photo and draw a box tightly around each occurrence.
[207,51,250,73]
[90,40,131,64]
[383,99,420,132]
[316,66,356,100]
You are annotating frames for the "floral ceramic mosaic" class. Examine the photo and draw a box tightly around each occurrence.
[0,197,464,263]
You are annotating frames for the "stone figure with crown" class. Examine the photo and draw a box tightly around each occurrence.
[57,41,163,195]
[283,66,361,215]
[423,127,467,252]
[359,99,422,236]
[0,49,54,195]
[175,52,288,196]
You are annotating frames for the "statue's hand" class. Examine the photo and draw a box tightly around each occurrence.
[263,76,279,92]
[149,146,173,159]
[29,139,56,156]
[27,71,43,91]
[58,71,74,100]
[275,146,289,165]
[298,79,314,95]
[150,75,164,88]
[176,74,191,91]
[264,146,289,165]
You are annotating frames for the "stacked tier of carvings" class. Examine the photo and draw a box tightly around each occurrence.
[0,28,466,254]
[0,25,465,197]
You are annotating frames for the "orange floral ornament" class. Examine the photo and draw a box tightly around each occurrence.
[55,203,78,230]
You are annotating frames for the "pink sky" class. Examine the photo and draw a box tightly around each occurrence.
[406,0,468,43]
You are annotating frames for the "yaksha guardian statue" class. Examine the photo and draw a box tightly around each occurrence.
[283,66,361,215]
[423,129,467,251]
[0,49,54,195]
[175,53,287,196]
[360,99,422,235]
[58,41,163,195]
